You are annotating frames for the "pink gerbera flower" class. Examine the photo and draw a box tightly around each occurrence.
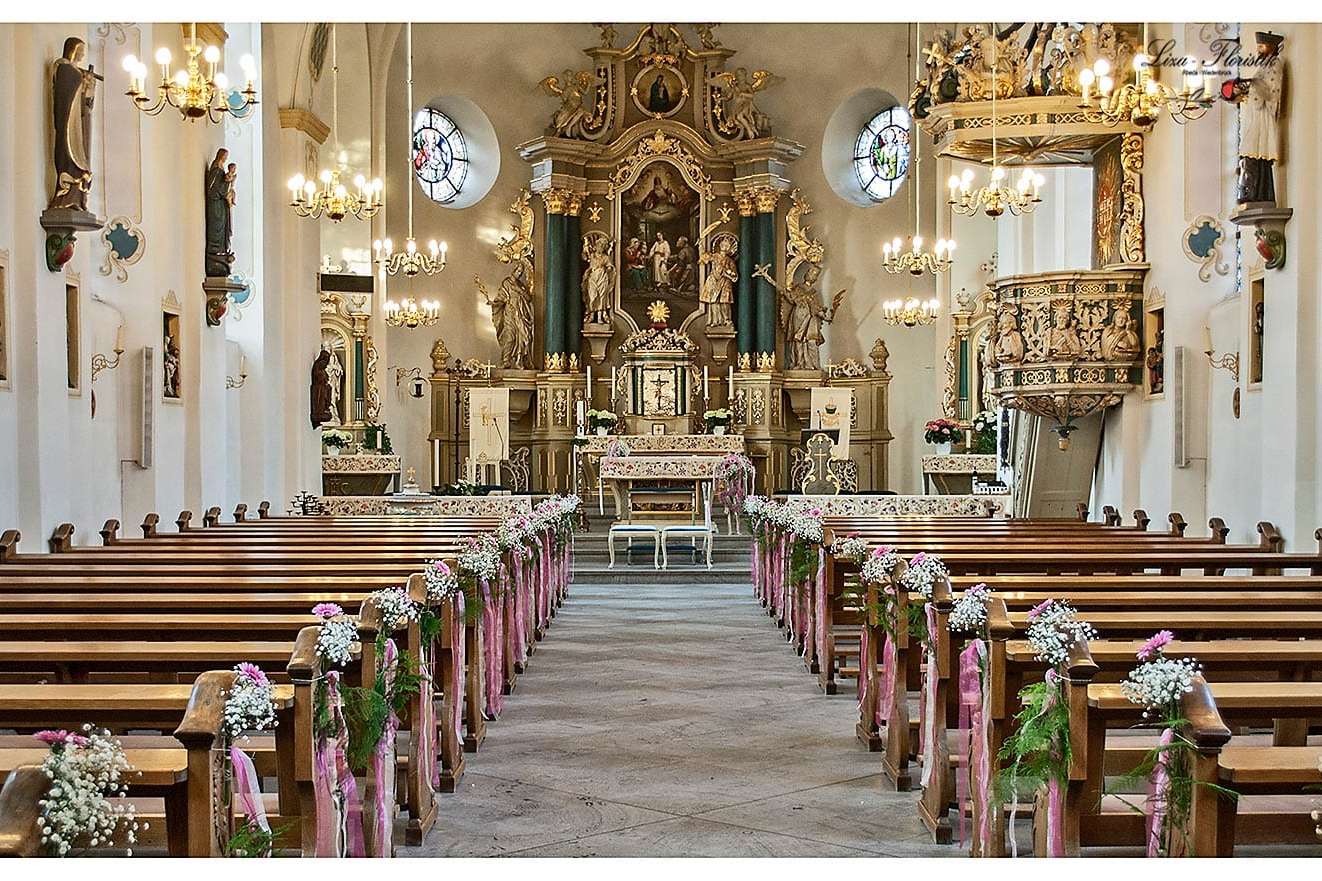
[910,552,927,565]
[235,662,270,687]
[1027,599,1053,621]
[432,560,452,576]
[34,729,72,745]
[311,602,343,620]
[1137,629,1175,661]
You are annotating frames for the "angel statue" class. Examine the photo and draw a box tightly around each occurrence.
[581,233,615,326]
[697,223,738,328]
[753,263,845,372]
[708,67,782,140]
[538,69,595,139]
[475,260,534,370]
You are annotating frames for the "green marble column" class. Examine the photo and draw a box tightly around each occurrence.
[737,206,756,355]
[544,211,567,358]
[565,211,583,357]
[755,206,777,358]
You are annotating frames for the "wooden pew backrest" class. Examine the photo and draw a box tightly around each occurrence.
[0,765,49,856]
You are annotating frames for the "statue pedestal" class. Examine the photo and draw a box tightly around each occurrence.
[1230,204,1293,270]
[38,207,103,272]
[706,325,736,364]
[582,322,613,364]
[202,277,246,327]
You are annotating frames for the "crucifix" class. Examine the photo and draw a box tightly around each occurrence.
[800,432,840,495]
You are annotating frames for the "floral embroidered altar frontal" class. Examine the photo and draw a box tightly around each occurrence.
[578,434,746,455]
[778,494,1010,518]
[599,455,720,480]
[316,495,534,517]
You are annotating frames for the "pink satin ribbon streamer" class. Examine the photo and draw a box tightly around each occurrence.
[813,546,827,664]
[313,670,366,858]
[481,578,504,719]
[956,639,993,850]
[367,639,400,857]
[879,633,898,724]
[229,744,270,836]
[1145,727,1177,856]
[919,604,939,788]
[452,592,466,747]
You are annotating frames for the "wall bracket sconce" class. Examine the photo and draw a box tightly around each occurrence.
[226,355,248,389]
[1204,347,1240,419]
[392,365,425,399]
[90,326,126,419]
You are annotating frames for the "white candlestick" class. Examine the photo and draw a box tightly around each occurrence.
[586,365,592,399]
[576,400,585,431]
[728,366,734,400]
[1202,326,1213,354]
[115,325,125,353]
[610,366,617,405]
[703,366,709,401]
[239,354,247,376]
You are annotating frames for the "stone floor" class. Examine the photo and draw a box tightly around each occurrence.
[403,578,950,857]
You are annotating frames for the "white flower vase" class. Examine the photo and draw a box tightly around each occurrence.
[933,441,952,456]
[596,426,608,437]
[326,446,341,457]
[713,425,727,436]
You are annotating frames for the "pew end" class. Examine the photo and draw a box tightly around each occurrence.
[173,670,235,857]
[1132,509,1151,531]
[1076,503,1089,522]
[0,765,50,856]
[100,518,121,545]
[141,512,160,538]
[0,530,18,562]
[1168,512,1188,536]
[1102,506,1121,527]
[1208,517,1230,544]
[203,507,222,528]
[48,523,74,554]
[176,510,193,532]
[258,501,271,519]
[233,504,248,522]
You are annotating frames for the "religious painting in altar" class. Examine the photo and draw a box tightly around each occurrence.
[1092,136,1124,269]
[631,63,688,119]
[617,159,702,330]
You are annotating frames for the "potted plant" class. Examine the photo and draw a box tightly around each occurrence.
[322,429,352,456]
[970,409,997,455]
[704,408,733,436]
[923,417,960,455]
[586,408,618,436]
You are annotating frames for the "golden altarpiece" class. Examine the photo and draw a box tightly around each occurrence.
[917,24,1151,516]
[428,24,892,494]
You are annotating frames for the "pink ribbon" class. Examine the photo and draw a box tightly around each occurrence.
[512,555,529,666]
[814,546,828,664]
[879,632,898,724]
[857,624,871,704]
[313,670,366,857]
[229,744,270,839]
[919,604,939,788]
[1145,727,1177,856]
[367,639,400,857]
[957,639,993,850]
[451,592,467,747]
[481,578,504,719]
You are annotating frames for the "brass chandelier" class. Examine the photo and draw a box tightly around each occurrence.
[374,22,447,277]
[123,23,258,123]
[1077,25,1215,127]
[287,24,382,222]
[383,296,441,328]
[883,24,953,276]
[947,37,1044,218]
[881,296,940,327]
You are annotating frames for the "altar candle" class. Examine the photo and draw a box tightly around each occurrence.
[703,366,709,400]
[728,366,734,400]
[611,366,617,402]
[1202,326,1213,354]
[576,400,585,430]
[586,365,592,398]
[115,325,125,353]
[239,354,247,376]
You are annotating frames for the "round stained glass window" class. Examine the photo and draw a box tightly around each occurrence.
[853,105,911,202]
[412,107,468,205]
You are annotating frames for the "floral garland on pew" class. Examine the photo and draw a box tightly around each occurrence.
[995,599,1097,857]
[1108,631,1233,857]
[33,726,143,856]
[220,662,284,857]
[714,453,755,514]
[900,552,948,650]
[949,583,995,850]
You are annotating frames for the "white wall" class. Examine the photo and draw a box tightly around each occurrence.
[0,22,320,550]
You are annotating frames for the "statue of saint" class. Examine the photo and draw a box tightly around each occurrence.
[49,36,98,212]
[478,258,534,369]
[994,307,1025,365]
[1223,32,1285,206]
[581,236,615,325]
[162,333,181,399]
[1100,308,1140,361]
[310,348,334,428]
[699,235,738,327]
[204,148,236,277]
[755,263,845,371]
[325,348,344,421]
[1047,300,1082,359]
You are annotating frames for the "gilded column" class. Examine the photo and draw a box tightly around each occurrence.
[754,187,779,360]
[541,188,571,359]
[736,190,756,358]
[565,192,584,358]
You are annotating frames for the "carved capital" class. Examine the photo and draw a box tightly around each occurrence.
[754,187,780,214]
[566,192,584,217]
[541,187,576,215]
[735,190,756,217]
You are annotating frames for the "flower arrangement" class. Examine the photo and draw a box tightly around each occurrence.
[949,582,993,634]
[586,409,618,432]
[1025,599,1098,666]
[1120,630,1199,718]
[369,586,420,633]
[223,663,278,740]
[714,453,755,512]
[971,409,997,454]
[423,559,459,604]
[899,551,948,599]
[457,534,503,585]
[35,726,142,856]
[832,535,870,564]
[321,429,352,451]
[742,495,770,532]
[859,545,904,586]
[313,604,359,669]
[703,408,733,432]
[923,417,961,445]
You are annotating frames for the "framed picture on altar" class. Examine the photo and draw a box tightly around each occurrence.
[651,423,666,436]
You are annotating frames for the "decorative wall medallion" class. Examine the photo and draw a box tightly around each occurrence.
[631,64,689,119]
[1182,215,1229,281]
[97,216,145,282]
[225,274,256,320]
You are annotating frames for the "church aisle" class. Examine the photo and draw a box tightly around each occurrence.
[406,579,949,857]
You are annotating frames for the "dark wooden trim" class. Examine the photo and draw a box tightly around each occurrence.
[1208,517,1229,544]
[258,501,270,519]
[1102,506,1121,527]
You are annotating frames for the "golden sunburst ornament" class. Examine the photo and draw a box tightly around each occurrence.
[647,300,670,326]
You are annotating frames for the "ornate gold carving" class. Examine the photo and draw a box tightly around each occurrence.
[538,69,597,139]
[541,187,576,215]
[430,337,450,375]
[496,190,535,263]
[586,200,604,223]
[869,338,890,374]
[1118,133,1145,264]
[754,186,780,214]
[735,191,756,217]
[942,334,959,418]
[364,334,382,423]
[738,352,752,371]
[756,352,775,372]
[566,191,584,217]
[277,108,330,145]
[708,68,782,140]
[784,188,824,280]
[605,130,714,201]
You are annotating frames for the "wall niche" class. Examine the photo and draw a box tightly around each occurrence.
[162,291,182,402]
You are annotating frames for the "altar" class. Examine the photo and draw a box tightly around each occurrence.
[321,453,401,496]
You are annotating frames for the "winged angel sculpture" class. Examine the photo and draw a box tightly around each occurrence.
[708,67,782,140]
[538,68,596,139]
